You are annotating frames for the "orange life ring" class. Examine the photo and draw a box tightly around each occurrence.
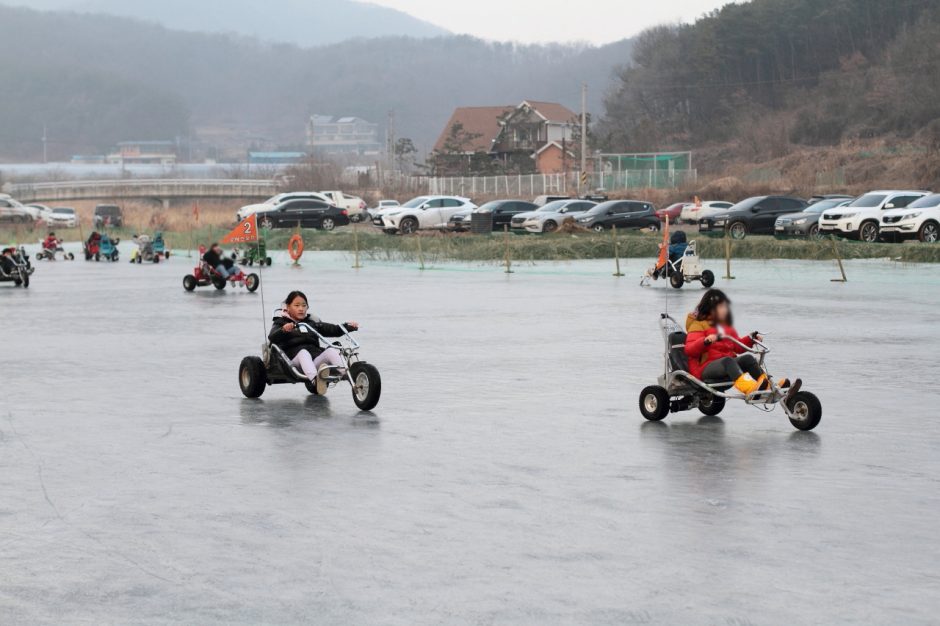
[288,234,304,261]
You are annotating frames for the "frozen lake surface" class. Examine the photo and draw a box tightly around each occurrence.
[2,249,939,624]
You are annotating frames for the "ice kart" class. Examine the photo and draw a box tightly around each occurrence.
[183,249,259,292]
[642,231,715,289]
[36,237,74,261]
[129,233,170,263]
[94,234,121,262]
[0,246,33,288]
[236,238,272,267]
[638,314,822,431]
[238,321,382,410]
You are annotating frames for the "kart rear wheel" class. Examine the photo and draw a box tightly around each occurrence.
[304,380,321,395]
[212,276,227,290]
[786,391,822,431]
[183,275,197,291]
[700,269,715,288]
[245,273,260,292]
[669,271,684,289]
[67,253,75,261]
[350,363,381,411]
[698,393,725,416]
[639,385,670,421]
[239,356,267,398]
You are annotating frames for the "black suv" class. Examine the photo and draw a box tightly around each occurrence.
[698,196,807,239]
[93,204,124,228]
[575,200,661,232]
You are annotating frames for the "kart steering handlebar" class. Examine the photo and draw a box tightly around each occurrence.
[294,321,360,350]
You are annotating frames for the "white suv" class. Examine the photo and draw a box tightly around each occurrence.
[818,190,927,242]
[378,195,476,235]
[680,200,734,224]
[880,193,940,243]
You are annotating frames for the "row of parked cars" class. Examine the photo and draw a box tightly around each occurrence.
[695,190,940,243]
[0,194,125,229]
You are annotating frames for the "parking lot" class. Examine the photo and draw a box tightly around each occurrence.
[2,252,939,624]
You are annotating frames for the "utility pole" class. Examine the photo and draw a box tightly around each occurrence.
[386,110,396,184]
[42,125,48,164]
[580,84,587,194]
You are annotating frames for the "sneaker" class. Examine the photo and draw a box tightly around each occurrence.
[315,376,328,395]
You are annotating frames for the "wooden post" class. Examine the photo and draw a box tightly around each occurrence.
[417,234,425,271]
[352,226,362,269]
[503,224,514,274]
[724,233,735,280]
[611,224,624,277]
[831,237,847,282]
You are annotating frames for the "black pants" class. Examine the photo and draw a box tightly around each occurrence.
[701,354,761,382]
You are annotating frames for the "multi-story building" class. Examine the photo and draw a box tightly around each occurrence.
[307,115,382,157]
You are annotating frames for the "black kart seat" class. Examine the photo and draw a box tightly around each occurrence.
[668,332,689,372]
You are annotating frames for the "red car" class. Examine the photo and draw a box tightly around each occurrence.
[656,202,688,224]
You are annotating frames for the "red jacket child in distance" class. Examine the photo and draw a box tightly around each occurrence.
[684,289,796,396]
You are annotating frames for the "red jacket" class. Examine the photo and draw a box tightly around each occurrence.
[684,314,753,378]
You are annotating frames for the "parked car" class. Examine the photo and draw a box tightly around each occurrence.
[656,202,687,224]
[680,200,734,224]
[809,194,854,205]
[93,204,124,228]
[320,191,368,222]
[447,208,474,232]
[818,190,929,242]
[774,198,852,238]
[376,195,476,235]
[368,200,400,220]
[48,207,78,228]
[237,192,330,221]
[25,204,55,223]
[533,194,570,207]
[698,196,808,239]
[0,195,34,224]
[473,200,538,231]
[256,199,350,230]
[879,193,940,243]
[517,199,596,233]
[577,200,661,232]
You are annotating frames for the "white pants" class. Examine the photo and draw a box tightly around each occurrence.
[291,348,344,381]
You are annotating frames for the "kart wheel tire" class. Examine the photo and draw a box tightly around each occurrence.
[67,253,75,261]
[111,252,119,262]
[321,217,336,231]
[700,269,715,288]
[304,380,321,395]
[542,220,557,233]
[639,385,670,421]
[399,218,419,235]
[212,276,227,290]
[669,271,685,289]
[698,394,725,416]
[787,391,822,431]
[729,222,747,240]
[265,257,272,266]
[245,273,260,293]
[183,275,197,291]
[350,363,382,411]
[239,356,267,399]
[165,251,171,258]
[95,253,100,262]
[919,221,939,243]
[859,221,879,243]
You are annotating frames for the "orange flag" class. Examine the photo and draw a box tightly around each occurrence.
[656,216,670,269]
[222,213,259,245]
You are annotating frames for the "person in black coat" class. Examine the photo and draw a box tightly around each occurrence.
[269,290,359,393]
[203,243,236,278]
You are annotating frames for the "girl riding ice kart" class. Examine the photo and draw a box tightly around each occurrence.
[639,289,822,431]
[238,290,382,410]
[36,233,74,261]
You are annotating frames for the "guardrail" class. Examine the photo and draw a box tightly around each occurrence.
[4,179,278,203]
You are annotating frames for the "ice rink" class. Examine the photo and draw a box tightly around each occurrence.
[2,249,939,624]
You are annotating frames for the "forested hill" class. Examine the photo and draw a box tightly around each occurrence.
[0,4,632,160]
[599,0,940,152]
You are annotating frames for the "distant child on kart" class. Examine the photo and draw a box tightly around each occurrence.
[269,290,359,394]
[43,232,60,251]
[0,247,16,275]
[685,289,797,397]
[203,243,236,279]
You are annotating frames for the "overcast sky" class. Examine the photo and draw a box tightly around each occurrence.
[369,0,735,44]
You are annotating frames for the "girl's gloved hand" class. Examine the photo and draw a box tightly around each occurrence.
[345,322,359,331]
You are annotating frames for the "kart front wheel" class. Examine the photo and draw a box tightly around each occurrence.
[350,363,382,411]
[239,356,267,398]
[700,269,715,288]
[18,269,29,289]
[639,385,670,421]
[183,275,197,291]
[212,276,227,290]
[669,271,684,289]
[698,393,725,416]
[786,391,822,431]
[245,273,260,292]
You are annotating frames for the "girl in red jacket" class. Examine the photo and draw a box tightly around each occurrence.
[685,289,796,396]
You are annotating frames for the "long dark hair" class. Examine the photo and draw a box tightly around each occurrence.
[695,288,733,326]
[284,290,308,307]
